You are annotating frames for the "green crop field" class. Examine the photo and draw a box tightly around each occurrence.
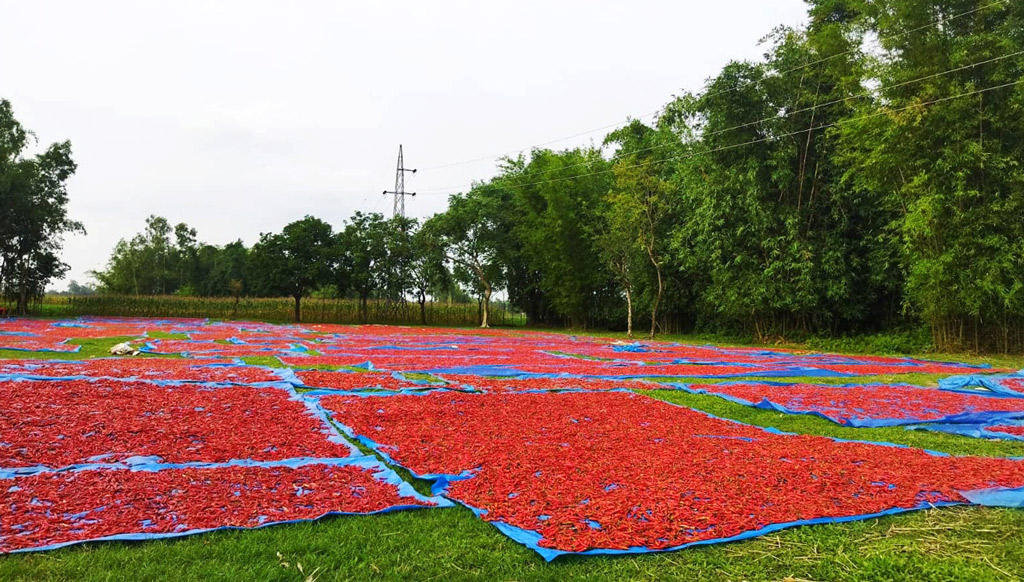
[37,295,524,328]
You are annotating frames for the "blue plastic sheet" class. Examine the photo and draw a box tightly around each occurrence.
[0,361,292,386]
[0,377,361,473]
[468,500,969,561]
[0,345,82,353]
[4,456,453,554]
[668,381,1024,429]
[422,365,856,379]
[611,343,654,353]
[137,339,308,358]
[939,371,1024,398]
[317,392,1024,560]
[907,422,1024,442]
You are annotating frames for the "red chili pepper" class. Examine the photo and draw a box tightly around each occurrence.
[320,391,1024,553]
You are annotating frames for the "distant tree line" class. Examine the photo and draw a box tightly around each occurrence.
[91,213,467,326]
[91,0,1024,351]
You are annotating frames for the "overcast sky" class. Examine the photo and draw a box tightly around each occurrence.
[1,0,809,289]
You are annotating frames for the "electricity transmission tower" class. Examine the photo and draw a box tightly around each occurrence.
[382,145,416,218]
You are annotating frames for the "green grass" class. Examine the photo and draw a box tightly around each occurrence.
[242,356,288,367]
[3,333,1024,580]
[644,390,1024,458]
[642,372,953,388]
[402,372,446,383]
[3,504,1023,581]
[0,335,184,360]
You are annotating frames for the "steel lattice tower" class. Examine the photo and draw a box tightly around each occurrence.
[382,145,416,218]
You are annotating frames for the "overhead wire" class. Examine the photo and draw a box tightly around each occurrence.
[414,0,1008,174]
[416,78,1024,196]
[415,48,1024,194]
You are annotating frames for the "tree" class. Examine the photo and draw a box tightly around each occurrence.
[411,227,450,325]
[249,216,335,322]
[199,240,249,297]
[833,0,1024,351]
[664,20,876,340]
[591,209,638,337]
[377,216,418,304]
[423,185,507,327]
[67,280,97,295]
[604,120,680,338]
[93,216,191,295]
[504,148,615,328]
[338,212,389,323]
[0,99,84,314]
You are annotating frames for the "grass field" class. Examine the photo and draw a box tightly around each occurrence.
[2,329,1023,581]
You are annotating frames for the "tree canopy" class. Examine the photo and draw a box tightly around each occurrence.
[0,99,83,314]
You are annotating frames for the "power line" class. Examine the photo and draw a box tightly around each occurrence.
[421,49,1024,187]
[416,78,1024,196]
[417,111,659,172]
[417,50,1022,194]
[416,0,1008,174]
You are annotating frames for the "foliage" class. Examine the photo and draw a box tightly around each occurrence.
[603,120,680,338]
[0,99,84,314]
[834,0,1024,352]
[249,216,335,322]
[48,294,523,327]
[502,149,616,328]
[422,184,509,327]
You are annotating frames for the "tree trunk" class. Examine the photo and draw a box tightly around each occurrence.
[418,291,427,326]
[625,284,633,339]
[648,252,662,339]
[17,281,28,316]
[480,284,492,328]
[293,295,302,323]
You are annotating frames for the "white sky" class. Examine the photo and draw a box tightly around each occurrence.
[0,0,809,289]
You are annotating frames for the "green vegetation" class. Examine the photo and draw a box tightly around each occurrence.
[44,295,522,327]
[3,505,1024,582]
[248,216,336,324]
[0,335,185,360]
[0,100,82,315]
[4,0,1024,576]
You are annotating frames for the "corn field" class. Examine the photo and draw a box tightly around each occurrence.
[39,295,525,327]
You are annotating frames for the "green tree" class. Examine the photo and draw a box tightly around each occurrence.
[667,21,875,340]
[423,185,507,327]
[504,148,615,328]
[591,205,639,337]
[249,216,335,322]
[66,280,97,295]
[338,212,389,323]
[411,226,450,325]
[603,120,681,338]
[835,0,1024,351]
[377,216,418,303]
[93,216,195,295]
[0,99,84,314]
